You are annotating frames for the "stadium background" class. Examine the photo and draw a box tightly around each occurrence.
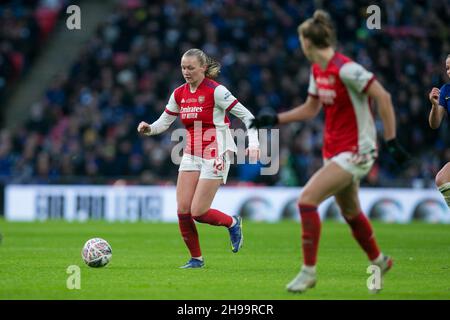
[1,0,450,221]
[1,0,449,186]
[1,0,450,301]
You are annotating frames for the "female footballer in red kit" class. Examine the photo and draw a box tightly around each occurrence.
[251,10,410,293]
[138,49,260,268]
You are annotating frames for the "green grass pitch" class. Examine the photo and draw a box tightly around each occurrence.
[0,219,449,299]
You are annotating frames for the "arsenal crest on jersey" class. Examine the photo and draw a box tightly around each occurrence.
[198,95,205,104]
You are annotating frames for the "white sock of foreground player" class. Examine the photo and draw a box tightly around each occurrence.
[438,182,450,208]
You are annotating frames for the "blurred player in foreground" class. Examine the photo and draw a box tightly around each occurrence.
[251,10,410,293]
[428,54,450,208]
[138,49,260,268]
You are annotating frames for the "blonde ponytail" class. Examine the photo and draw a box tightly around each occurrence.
[298,9,336,48]
[205,56,221,79]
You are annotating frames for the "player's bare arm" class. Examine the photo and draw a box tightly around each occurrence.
[278,95,321,125]
[366,79,410,165]
[366,80,396,141]
[428,87,446,129]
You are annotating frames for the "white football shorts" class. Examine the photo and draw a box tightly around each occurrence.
[324,150,377,181]
[179,152,231,184]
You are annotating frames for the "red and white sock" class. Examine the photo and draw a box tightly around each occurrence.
[298,204,321,267]
[193,208,234,228]
[371,253,385,265]
[177,213,202,258]
[344,212,380,261]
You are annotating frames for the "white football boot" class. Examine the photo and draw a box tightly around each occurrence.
[286,266,317,293]
[368,255,393,294]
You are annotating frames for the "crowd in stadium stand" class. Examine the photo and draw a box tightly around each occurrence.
[0,0,449,187]
[0,0,68,99]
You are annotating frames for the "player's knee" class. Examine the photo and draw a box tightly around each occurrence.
[435,173,448,188]
[190,205,206,217]
[435,163,450,187]
[298,190,319,207]
[177,203,191,215]
[435,173,444,188]
[336,201,359,219]
[341,210,359,221]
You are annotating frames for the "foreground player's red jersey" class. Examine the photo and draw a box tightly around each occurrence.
[308,52,377,159]
[165,78,239,159]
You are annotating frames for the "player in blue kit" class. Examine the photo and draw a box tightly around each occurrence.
[428,54,450,208]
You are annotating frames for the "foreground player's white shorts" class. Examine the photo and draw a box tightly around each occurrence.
[325,151,376,181]
[179,152,231,184]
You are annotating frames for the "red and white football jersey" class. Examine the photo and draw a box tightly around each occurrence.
[161,78,257,159]
[308,52,376,159]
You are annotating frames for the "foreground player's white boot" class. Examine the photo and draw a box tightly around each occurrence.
[368,254,393,294]
[286,265,317,293]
